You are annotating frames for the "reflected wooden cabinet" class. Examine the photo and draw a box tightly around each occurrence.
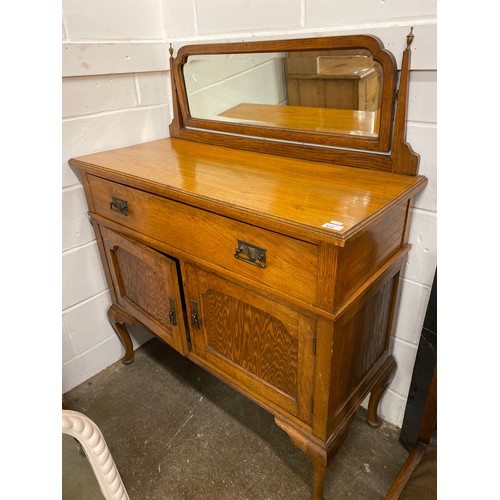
[69,31,426,500]
[285,50,381,111]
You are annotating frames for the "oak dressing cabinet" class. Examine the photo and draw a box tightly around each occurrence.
[69,30,427,499]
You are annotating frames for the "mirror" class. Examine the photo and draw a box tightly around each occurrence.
[170,35,398,152]
[183,49,382,138]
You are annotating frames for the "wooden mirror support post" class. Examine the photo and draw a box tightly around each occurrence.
[69,29,426,500]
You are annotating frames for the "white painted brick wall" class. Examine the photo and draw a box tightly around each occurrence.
[62,243,108,310]
[393,279,433,345]
[62,43,168,77]
[63,75,139,117]
[63,0,163,40]
[64,293,117,355]
[62,0,437,428]
[62,185,95,250]
[304,0,437,28]
[195,0,304,34]
[162,1,196,38]
[62,0,171,392]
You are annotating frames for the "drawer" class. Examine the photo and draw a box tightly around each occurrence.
[87,175,319,305]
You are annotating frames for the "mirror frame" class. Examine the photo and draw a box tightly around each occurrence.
[170,35,397,153]
[169,31,419,176]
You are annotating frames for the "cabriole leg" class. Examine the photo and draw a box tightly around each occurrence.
[275,417,328,500]
[107,304,136,365]
[367,356,397,428]
[311,455,328,500]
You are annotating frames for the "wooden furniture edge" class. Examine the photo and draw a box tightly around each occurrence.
[70,160,427,246]
[385,366,437,499]
[168,30,419,175]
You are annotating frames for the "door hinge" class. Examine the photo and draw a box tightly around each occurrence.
[168,297,177,326]
[313,336,317,356]
[190,300,201,329]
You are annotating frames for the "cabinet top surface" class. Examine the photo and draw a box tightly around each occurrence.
[70,138,426,243]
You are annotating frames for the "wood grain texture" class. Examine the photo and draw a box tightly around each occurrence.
[328,272,398,434]
[219,103,379,137]
[72,135,425,499]
[184,263,316,422]
[88,174,319,306]
[90,210,334,322]
[391,44,420,175]
[175,127,397,172]
[100,226,187,354]
[334,200,408,309]
[113,245,169,322]
[202,287,299,398]
[70,138,427,245]
[284,50,381,112]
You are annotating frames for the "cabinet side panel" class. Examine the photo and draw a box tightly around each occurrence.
[334,202,407,309]
[328,274,397,434]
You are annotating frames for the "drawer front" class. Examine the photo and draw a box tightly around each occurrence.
[87,175,319,305]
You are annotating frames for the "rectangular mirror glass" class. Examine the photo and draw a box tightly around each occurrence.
[170,35,399,152]
[183,49,383,138]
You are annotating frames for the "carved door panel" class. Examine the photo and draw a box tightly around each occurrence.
[183,263,316,423]
[100,225,188,354]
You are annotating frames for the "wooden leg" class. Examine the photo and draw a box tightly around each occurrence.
[107,304,136,365]
[311,456,327,500]
[367,356,397,428]
[274,417,328,500]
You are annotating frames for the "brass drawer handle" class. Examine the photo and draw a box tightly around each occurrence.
[110,196,128,216]
[234,239,266,268]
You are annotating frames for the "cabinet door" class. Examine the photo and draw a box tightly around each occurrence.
[100,225,188,354]
[184,264,316,423]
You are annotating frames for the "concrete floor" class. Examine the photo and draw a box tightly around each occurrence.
[63,337,408,500]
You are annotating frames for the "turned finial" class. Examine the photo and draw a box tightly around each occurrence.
[406,27,414,50]
[169,43,174,58]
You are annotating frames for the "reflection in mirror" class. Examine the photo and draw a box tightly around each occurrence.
[285,50,382,111]
[183,52,287,118]
[182,49,383,138]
